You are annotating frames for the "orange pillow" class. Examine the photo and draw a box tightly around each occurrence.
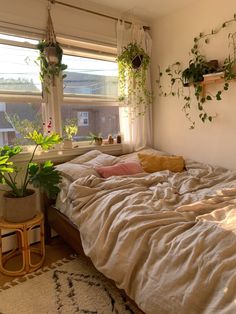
[138,153,185,173]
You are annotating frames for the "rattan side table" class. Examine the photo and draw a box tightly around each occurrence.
[0,212,45,276]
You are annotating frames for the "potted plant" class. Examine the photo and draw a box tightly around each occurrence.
[89,132,103,145]
[37,40,67,86]
[0,131,62,222]
[117,42,152,117]
[63,119,78,149]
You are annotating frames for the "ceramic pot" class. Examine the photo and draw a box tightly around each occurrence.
[44,46,58,65]
[132,55,143,69]
[63,139,73,149]
[3,189,37,223]
[95,138,103,145]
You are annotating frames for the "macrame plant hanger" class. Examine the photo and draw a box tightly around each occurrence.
[44,4,58,65]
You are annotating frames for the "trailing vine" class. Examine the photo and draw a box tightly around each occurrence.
[117,42,152,118]
[37,40,67,89]
[157,13,236,129]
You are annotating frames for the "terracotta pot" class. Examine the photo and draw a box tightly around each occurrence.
[3,190,37,223]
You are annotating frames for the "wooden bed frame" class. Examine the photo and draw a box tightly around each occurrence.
[44,203,144,313]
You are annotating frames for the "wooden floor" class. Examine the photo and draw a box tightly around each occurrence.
[0,236,75,287]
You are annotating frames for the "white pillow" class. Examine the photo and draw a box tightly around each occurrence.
[69,150,102,164]
[56,162,98,181]
[84,153,120,167]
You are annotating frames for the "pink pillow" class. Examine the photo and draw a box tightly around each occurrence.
[96,162,144,178]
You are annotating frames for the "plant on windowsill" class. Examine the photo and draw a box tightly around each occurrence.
[89,132,103,146]
[37,40,67,88]
[0,131,62,223]
[157,13,236,129]
[63,118,78,149]
[117,42,152,118]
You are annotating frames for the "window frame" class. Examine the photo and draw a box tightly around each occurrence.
[0,32,122,154]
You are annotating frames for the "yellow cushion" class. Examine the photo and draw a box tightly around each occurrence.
[138,153,185,173]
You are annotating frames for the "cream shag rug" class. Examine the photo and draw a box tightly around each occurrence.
[0,255,142,314]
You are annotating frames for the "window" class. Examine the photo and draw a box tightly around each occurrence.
[61,103,120,141]
[0,34,42,146]
[0,33,121,148]
[62,53,120,142]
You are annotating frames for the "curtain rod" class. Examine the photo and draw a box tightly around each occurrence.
[49,0,150,30]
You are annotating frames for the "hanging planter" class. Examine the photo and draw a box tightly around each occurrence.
[117,42,152,117]
[36,8,67,86]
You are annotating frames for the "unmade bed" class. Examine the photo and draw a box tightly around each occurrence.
[46,148,236,314]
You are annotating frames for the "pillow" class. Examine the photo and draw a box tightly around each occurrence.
[84,153,120,167]
[96,162,144,178]
[69,150,102,164]
[56,162,98,181]
[138,153,185,173]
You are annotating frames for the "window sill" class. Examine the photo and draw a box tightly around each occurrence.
[11,143,123,163]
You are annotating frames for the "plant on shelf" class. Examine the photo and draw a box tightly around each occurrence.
[0,131,62,222]
[157,13,236,129]
[63,118,78,141]
[62,118,78,149]
[117,42,152,118]
[89,132,103,146]
[37,40,67,87]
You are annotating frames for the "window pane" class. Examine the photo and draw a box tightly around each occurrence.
[0,43,41,93]
[0,102,42,146]
[63,55,118,98]
[61,103,120,142]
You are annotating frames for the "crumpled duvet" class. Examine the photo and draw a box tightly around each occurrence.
[67,159,236,314]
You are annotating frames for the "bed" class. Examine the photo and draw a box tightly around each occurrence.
[45,148,236,314]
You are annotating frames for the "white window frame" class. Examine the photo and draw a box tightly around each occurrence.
[0,32,123,158]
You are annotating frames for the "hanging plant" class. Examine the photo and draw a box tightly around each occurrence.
[157,13,236,129]
[37,40,67,87]
[117,42,152,117]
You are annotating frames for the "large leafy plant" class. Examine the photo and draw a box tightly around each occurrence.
[0,131,62,198]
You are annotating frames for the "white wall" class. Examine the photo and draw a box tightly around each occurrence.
[151,0,236,170]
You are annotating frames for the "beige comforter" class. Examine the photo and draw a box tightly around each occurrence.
[67,160,236,314]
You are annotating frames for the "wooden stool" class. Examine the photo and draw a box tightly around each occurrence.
[0,212,45,276]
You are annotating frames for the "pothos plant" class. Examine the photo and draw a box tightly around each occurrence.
[117,42,152,118]
[157,13,236,129]
[37,40,67,88]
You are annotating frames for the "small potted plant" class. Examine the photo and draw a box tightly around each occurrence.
[89,132,103,145]
[0,131,62,222]
[63,119,78,149]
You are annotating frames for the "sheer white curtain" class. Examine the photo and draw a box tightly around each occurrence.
[117,20,153,152]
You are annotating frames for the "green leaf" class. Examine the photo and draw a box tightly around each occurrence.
[26,131,62,150]
[208,116,213,122]
[0,145,22,158]
[29,160,61,199]
[206,95,212,100]
[0,155,14,174]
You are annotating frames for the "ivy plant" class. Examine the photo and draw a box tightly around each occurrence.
[117,42,152,118]
[37,40,67,89]
[157,13,236,129]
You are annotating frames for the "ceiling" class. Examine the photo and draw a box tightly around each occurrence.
[88,0,198,21]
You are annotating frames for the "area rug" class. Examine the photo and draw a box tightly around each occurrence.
[0,255,142,314]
